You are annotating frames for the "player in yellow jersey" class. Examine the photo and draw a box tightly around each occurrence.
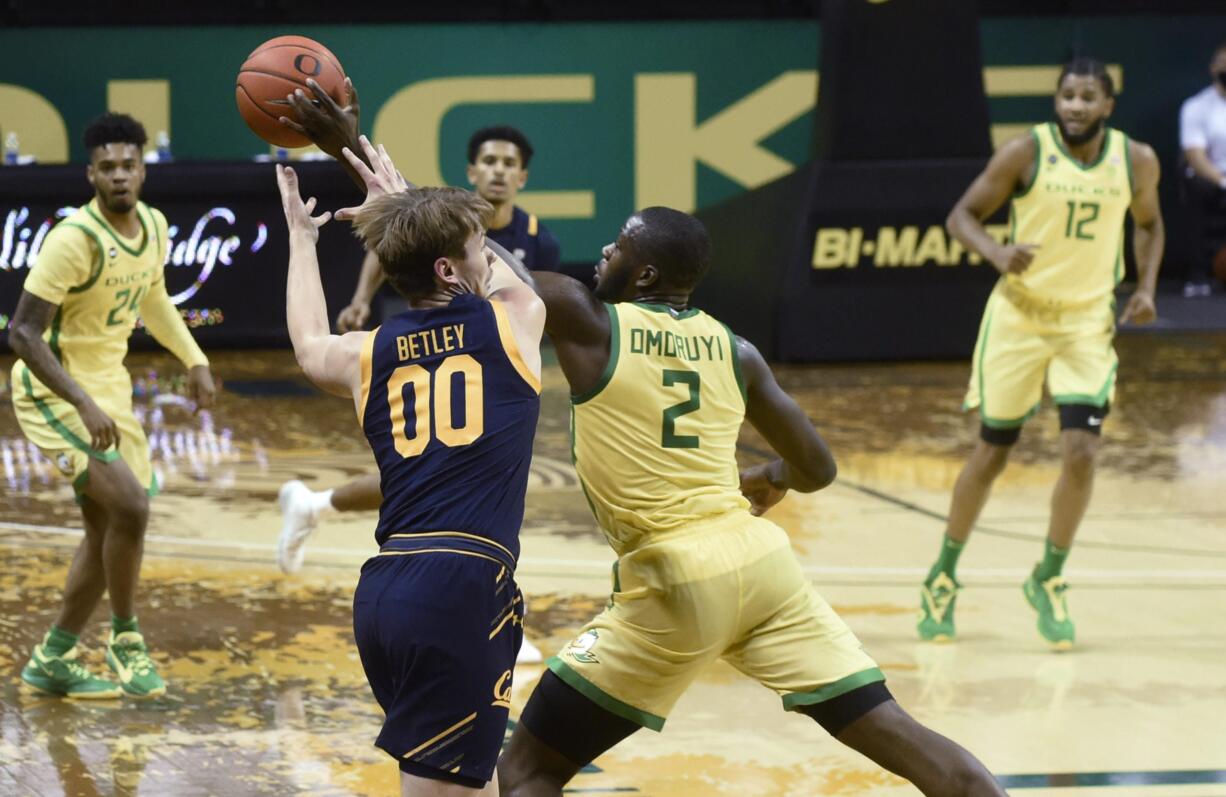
[8,113,215,698]
[919,58,1164,649]
[494,210,1007,797]
[282,83,1007,797]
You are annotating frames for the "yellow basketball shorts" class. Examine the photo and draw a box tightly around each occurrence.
[964,284,1118,428]
[549,512,883,730]
[10,362,155,497]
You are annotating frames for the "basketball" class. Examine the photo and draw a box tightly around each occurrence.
[235,35,347,148]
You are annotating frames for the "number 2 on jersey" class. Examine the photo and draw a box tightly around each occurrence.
[662,369,701,449]
[387,354,484,457]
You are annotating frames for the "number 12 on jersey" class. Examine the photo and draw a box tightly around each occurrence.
[387,354,484,457]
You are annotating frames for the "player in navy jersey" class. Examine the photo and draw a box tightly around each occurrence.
[280,127,559,664]
[335,125,560,333]
[275,136,545,795]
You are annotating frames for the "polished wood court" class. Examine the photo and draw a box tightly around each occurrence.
[1,331,1224,796]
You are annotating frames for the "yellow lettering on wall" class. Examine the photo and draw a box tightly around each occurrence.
[635,70,819,212]
[875,226,919,267]
[812,228,849,269]
[107,80,170,152]
[0,84,69,164]
[373,76,595,219]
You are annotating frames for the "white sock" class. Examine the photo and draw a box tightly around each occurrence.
[310,489,337,516]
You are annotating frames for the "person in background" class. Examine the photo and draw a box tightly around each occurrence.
[1179,40,1226,297]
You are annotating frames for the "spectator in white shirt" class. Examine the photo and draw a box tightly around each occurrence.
[1179,41,1226,297]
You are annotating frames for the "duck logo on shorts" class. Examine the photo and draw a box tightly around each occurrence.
[54,453,74,476]
[567,630,600,664]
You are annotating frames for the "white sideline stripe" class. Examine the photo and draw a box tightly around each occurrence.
[4,521,1226,580]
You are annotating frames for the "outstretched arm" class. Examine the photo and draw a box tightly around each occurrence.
[280,77,366,188]
[276,164,366,400]
[736,336,836,515]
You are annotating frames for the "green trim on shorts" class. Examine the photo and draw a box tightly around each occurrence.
[546,657,666,732]
[571,304,619,405]
[146,473,160,498]
[782,667,887,711]
[973,297,996,416]
[21,368,119,463]
[1052,361,1118,408]
[980,402,1041,429]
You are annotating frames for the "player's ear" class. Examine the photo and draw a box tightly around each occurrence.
[465,164,478,187]
[637,264,659,289]
[516,168,528,190]
[435,256,459,286]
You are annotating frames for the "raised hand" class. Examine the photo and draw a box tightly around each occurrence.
[334,136,412,222]
[279,77,360,160]
[275,164,332,241]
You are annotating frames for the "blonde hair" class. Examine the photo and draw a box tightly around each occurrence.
[351,188,493,298]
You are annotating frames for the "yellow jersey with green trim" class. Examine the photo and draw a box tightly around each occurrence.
[1007,122,1133,307]
[19,198,169,384]
[571,301,751,556]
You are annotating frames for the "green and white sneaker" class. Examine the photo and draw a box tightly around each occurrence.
[105,631,166,698]
[918,571,961,642]
[21,641,122,699]
[1023,567,1075,650]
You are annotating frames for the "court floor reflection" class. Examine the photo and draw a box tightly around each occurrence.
[1,333,1223,795]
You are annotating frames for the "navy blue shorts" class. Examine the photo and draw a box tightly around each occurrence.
[353,549,524,787]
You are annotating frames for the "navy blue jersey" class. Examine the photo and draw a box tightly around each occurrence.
[358,293,540,560]
[488,206,561,270]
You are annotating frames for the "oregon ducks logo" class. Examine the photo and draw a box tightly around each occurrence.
[54,452,74,476]
[492,670,513,709]
[567,630,600,664]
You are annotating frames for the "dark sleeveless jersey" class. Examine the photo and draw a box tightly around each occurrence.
[357,293,541,562]
[488,206,561,270]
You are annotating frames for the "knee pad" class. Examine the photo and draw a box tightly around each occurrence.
[979,424,1021,446]
[796,681,894,737]
[1058,402,1109,435]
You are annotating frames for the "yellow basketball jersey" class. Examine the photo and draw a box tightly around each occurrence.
[1007,123,1133,306]
[20,199,169,385]
[571,302,751,556]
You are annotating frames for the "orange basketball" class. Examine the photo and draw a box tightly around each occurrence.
[235,35,347,148]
